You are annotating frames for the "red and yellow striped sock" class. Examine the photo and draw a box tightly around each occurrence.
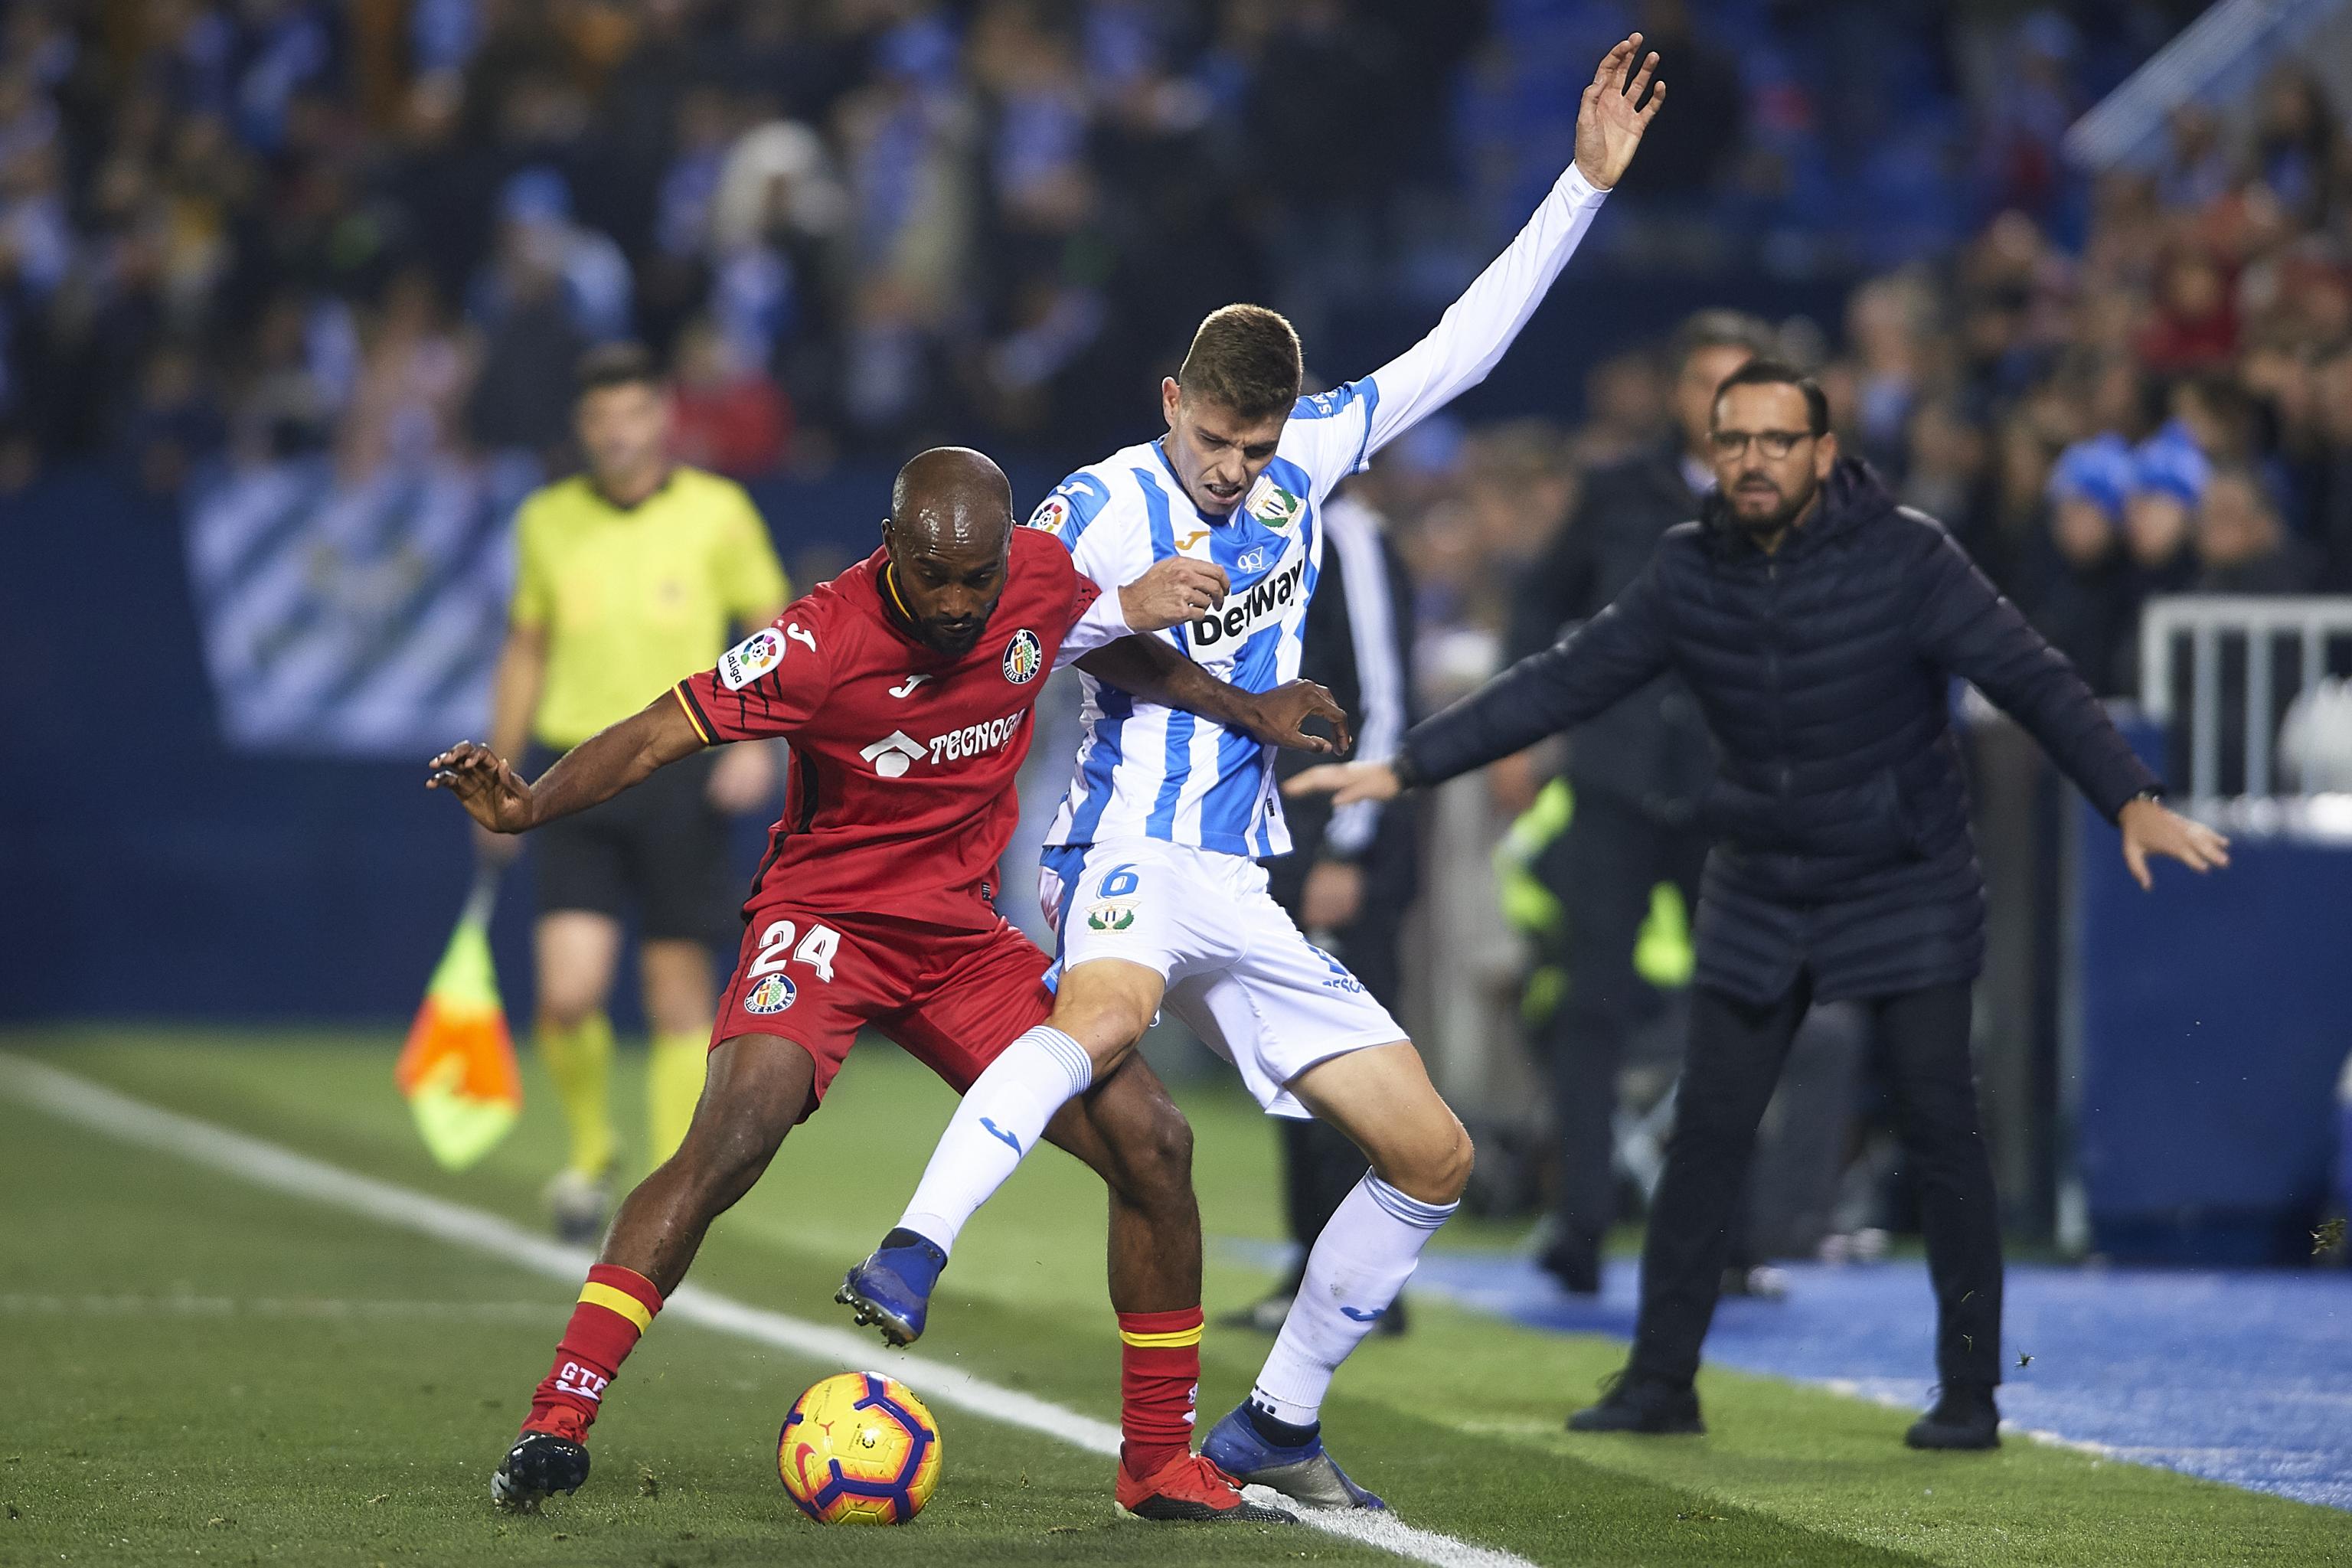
[1117,1306,1204,1479]
[524,1264,663,1442]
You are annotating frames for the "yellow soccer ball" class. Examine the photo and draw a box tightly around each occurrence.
[776,1370,943,1525]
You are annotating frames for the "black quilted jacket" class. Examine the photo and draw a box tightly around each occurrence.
[1404,459,2158,1003]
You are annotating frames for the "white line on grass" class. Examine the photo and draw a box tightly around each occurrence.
[0,1054,1534,1568]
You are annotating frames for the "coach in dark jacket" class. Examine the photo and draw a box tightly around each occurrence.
[1288,362,2229,1450]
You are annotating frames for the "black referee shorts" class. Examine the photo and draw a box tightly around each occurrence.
[529,746,735,946]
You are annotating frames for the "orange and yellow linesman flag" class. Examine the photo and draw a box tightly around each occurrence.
[395,867,522,1169]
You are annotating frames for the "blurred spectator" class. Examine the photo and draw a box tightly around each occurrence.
[2192,467,2319,596]
[668,314,792,479]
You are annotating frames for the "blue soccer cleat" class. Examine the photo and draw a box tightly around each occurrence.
[1201,1402,1387,1511]
[835,1229,948,1347]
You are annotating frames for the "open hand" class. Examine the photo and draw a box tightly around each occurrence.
[1285,760,1401,806]
[2117,797,2230,891]
[1119,557,1230,633]
[1243,679,1350,754]
[428,740,535,835]
[1573,34,1664,190]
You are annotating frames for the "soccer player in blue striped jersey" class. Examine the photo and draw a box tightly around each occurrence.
[841,35,1666,1511]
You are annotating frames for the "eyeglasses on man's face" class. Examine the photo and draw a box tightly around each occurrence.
[1710,429,1814,460]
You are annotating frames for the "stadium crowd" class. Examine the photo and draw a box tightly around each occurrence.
[0,0,2347,709]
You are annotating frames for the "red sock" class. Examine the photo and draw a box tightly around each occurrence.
[1117,1306,1204,1479]
[524,1264,663,1442]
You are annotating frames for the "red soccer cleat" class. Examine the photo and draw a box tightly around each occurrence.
[1115,1450,1296,1524]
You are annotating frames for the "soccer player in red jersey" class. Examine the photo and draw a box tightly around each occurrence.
[429,447,1344,1522]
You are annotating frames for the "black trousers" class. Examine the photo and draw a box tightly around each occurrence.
[1544,789,1710,1258]
[1626,976,2004,1390]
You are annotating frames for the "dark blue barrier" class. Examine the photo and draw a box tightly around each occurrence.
[2073,730,2352,1263]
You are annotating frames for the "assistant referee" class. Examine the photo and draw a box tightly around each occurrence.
[486,341,789,1242]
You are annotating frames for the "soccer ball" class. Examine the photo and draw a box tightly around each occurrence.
[776,1370,942,1525]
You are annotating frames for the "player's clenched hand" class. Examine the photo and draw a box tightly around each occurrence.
[427,740,536,835]
[1119,557,1229,633]
[1241,679,1350,756]
[1284,760,1402,807]
[1573,34,1664,190]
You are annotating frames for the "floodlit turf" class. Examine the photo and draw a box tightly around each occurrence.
[4,1029,2347,1566]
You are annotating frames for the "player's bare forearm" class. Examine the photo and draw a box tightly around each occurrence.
[429,692,704,834]
[526,696,707,825]
[1076,636,1348,753]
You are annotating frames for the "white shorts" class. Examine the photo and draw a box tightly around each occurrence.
[1038,837,1406,1118]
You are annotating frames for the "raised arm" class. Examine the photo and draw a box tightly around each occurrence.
[1076,635,1348,756]
[1351,37,1661,462]
[429,689,707,833]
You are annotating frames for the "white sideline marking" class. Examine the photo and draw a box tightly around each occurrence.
[0,1054,1534,1568]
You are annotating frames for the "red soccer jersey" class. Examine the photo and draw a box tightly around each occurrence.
[674,528,1101,929]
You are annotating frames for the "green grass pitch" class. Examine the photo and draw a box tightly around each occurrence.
[2,1028,2345,1566]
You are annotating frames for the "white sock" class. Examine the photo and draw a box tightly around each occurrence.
[1251,1173,1456,1426]
[896,1025,1093,1256]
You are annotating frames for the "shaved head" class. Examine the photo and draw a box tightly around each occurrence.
[889,446,1015,554]
[880,446,1018,658]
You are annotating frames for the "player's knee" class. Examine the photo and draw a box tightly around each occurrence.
[537,990,602,1034]
[1379,1115,1475,1207]
[1126,1099,1194,1197]
[1049,994,1154,1070]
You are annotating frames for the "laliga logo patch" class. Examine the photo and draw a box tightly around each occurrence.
[1244,479,1304,530]
[720,627,785,691]
[1027,494,1072,532]
[1002,628,1043,685]
[744,973,796,1014]
[1086,900,1136,933]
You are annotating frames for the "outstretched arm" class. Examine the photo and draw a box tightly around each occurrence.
[1912,531,2228,889]
[429,690,707,833]
[1076,635,1349,755]
[1289,557,1672,805]
[1346,36,1662,465]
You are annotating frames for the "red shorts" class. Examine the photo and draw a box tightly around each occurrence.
[712,908,1054,1120]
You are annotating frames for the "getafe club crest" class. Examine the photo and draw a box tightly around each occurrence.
[744,973,797,1014]
[1002,628,1043,684]
[1245,478,1304,530]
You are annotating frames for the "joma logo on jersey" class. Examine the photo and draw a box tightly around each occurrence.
[1189,555,1305,648]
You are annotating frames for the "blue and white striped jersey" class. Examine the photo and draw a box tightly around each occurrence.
[1034,163,1613,861]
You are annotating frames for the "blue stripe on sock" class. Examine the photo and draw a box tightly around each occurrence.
[1026,1025,1093,1096]
[1363,1174,1456,1230]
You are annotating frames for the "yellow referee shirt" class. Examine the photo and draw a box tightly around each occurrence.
[510,466,789,749]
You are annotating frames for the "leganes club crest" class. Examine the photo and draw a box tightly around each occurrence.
[1086,900,1136,932]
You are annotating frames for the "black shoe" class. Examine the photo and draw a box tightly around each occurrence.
[1567,1373,1704,1435]
[1537,1241,1602,1296]
[1905,1383,2001,1450]
[491,1430,591,1511]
